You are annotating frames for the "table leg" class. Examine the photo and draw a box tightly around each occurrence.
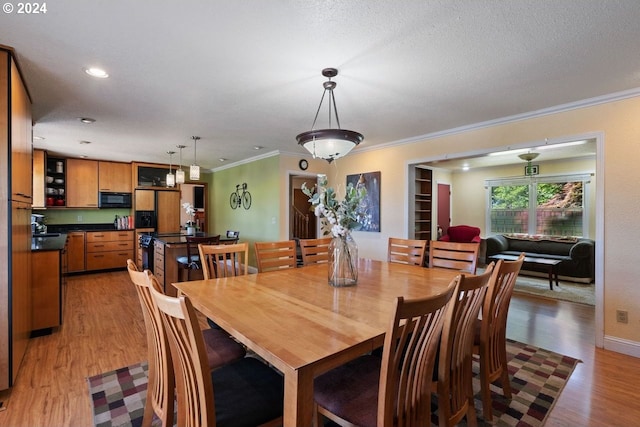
[548,267,553,290]
[283,367,314,427]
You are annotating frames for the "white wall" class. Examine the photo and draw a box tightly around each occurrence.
[305,95,640,356]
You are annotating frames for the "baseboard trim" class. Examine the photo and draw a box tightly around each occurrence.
[603,335,640,358]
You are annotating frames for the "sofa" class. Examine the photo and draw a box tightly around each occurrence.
[485,234,595,283]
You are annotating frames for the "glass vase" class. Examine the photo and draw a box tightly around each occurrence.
[328,232,358,287]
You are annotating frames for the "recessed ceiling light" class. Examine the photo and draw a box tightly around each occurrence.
[253,146,263,150]
[33,136,45,140]
[219,158,227,162]
[78,117,96,124]
[84,67,109,78]
[79,140,92,144]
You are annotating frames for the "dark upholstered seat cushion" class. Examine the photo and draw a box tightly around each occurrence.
[212,357,284,427]
[314,355,381,427]
[202,328,246,369]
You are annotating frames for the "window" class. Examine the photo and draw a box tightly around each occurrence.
[486,174,591,237]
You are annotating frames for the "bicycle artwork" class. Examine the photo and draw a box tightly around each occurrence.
[230,182,252,210]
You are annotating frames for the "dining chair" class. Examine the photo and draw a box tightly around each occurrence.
[388,237,428,266]
[176,235,220,281]
[474,253,525,421]
[433,263,494,427]
[199,242,249,278]
[254,240,297,272]
[299,237,331,266]
[429,240,480,274]
[148,282,284,427]
[313,283,457,427]
[126,260,246,427]
[224,230,240,244]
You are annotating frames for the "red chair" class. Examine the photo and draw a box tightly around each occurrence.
[440,225,481,243]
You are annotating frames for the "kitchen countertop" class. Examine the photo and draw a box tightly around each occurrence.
[31,233,68,252]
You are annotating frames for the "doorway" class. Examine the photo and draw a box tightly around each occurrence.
[288,174,318,240]
[180,183,207,232]
[408,133,603,348]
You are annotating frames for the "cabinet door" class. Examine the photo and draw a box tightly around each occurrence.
[157,191,181,233]
[99,161,132,193]
[11,202,31,384]
[32,149,45,208]
[135,189,155,211]
[67,232,86,273]
[10,57,33,203]
[31,251,60,330]
[67,159,99,207]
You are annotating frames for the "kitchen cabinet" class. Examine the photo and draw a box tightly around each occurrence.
[86,230,134,271]
[157,190,181,233]
[153,240,166,291]
[99,161,132,193]
[31,249,61,331]
[67,232,86,273]
[32,149,46,208]
[66,158,98,207]
[1,47,33,390]
[45,156,66,207]
[135,189,155,211]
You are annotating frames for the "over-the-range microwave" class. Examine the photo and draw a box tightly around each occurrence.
[99,192,132,208]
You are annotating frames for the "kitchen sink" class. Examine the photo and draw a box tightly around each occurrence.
[34,233,61,237]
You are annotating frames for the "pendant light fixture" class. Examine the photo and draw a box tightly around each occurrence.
[296,68,363,163]
[190,136,201,180]
[176,144,186,184]
[519,152,540,176]
[166,151,176,187]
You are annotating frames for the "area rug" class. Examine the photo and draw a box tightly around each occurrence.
[513,275,595,306]
[87,340,580,427]
[477,267,595,306]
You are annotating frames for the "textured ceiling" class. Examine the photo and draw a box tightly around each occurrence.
[1,1,639,170]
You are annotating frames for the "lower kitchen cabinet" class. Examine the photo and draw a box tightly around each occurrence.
[67,231,86,273]
[86,230,134,271]
[31,250,61,331]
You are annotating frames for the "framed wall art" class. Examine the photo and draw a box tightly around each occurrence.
[347,171,381,232]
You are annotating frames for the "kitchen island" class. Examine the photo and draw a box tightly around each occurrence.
[31,233,67,334]
[148,232,233,295]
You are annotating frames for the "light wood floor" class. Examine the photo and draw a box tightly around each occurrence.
[1,271,639,426]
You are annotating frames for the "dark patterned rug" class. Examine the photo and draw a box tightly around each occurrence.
[87,339,580,427]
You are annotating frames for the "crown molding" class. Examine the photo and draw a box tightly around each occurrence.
[356,86,640,154]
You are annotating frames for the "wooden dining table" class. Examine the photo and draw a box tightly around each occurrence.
[172,259,461,427]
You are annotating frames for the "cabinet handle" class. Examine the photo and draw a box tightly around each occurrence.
[94,245,105,248]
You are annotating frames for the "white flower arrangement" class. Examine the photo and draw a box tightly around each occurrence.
[301,175,367,238]
[182,202,196,226]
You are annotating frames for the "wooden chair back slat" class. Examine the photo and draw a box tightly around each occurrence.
[254,240,297,272]
[429,240,480,274]
[388,237,428,266]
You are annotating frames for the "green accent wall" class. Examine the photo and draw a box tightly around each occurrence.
[211,156,281,266]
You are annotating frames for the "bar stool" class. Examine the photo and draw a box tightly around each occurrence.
[176,235,220,281]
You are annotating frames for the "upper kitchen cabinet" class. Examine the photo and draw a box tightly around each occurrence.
[32,149,45,208]
[133,161,175,189]
[66,158,98,208]
[99,161,132,193]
